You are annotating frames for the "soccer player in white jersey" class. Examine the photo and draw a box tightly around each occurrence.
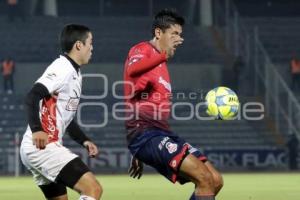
[20,24,102,200]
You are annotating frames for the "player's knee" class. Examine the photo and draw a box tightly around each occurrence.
[194,169,214,190]
[78,178,103,199]
[96,182,103,199]
[213,174,224,194]
[89,181,103,199]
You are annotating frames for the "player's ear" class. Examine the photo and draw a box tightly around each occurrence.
[154,28,162,40]
[74,41,82,51]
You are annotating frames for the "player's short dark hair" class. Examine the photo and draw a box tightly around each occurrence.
[60,24,91,53]
[152,9,185,37]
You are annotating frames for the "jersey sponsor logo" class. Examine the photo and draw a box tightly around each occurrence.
[41,97,59,142]
[166,142,178,154]
[158,136,170,150]
[46,115,56,133]
[158,76,171,92]
[66,97,80,111]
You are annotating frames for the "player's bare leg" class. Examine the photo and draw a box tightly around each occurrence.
[204,161,223,195]
[73,172,103,200]
[180,154,215,200]
[48,194,68,200]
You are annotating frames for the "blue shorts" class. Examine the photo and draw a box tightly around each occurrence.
[128,129,207,184]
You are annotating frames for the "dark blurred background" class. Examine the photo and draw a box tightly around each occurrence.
[0,0,299,175]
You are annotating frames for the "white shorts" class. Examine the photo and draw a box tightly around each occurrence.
[20,140,78,185]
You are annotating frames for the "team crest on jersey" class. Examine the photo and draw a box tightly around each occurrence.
[166,142,178,154]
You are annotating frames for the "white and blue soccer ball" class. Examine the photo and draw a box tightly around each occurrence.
[205,86,239,120]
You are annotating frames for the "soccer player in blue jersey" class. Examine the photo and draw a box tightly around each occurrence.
[124,9,223,200]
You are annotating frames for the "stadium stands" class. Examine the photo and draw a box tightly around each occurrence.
[0,16,222,63]
[243,17,300,63]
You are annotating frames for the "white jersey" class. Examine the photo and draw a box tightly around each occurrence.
[22,55,82,145]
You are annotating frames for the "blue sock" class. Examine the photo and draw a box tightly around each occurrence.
[195,196,215,200]
[189,193,215,200]
[189,192,196,200]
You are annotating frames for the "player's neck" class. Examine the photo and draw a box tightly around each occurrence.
[149,39,163,53]
[67,52,82,66]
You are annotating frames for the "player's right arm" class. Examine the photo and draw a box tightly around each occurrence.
[26,59,70,149]
[25,83,50,149]
[126,45,167,77]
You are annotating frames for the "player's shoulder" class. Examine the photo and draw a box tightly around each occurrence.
[129,41,152,55]
[46,55,74,74]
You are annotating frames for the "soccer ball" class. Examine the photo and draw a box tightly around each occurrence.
[205,86,239,120]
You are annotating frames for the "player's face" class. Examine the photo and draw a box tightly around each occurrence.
[80,32,93,65]
[157,24,184,58]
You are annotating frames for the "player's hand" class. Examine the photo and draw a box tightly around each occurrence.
[32,131,48,150]
[128,156,143,179]
[83,141,99,158]
[166,36,184,59]
[173,37,184,47]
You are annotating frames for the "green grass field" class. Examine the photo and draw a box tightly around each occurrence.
[0,173,299,200]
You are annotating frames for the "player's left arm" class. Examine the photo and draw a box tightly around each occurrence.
[66,120,99,157]
[128,156,144,179]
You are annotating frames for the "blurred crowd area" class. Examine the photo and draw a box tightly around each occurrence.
[1,0,300,18]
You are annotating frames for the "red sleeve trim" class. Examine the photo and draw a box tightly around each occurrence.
[169,144,189,172]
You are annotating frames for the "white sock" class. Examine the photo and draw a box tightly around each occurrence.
[79,195,96,200]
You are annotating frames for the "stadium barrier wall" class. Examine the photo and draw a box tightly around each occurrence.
[0,147,288,175]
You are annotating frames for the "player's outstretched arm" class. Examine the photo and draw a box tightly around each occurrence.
[128,156,144,179]
[127,51,167,77]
